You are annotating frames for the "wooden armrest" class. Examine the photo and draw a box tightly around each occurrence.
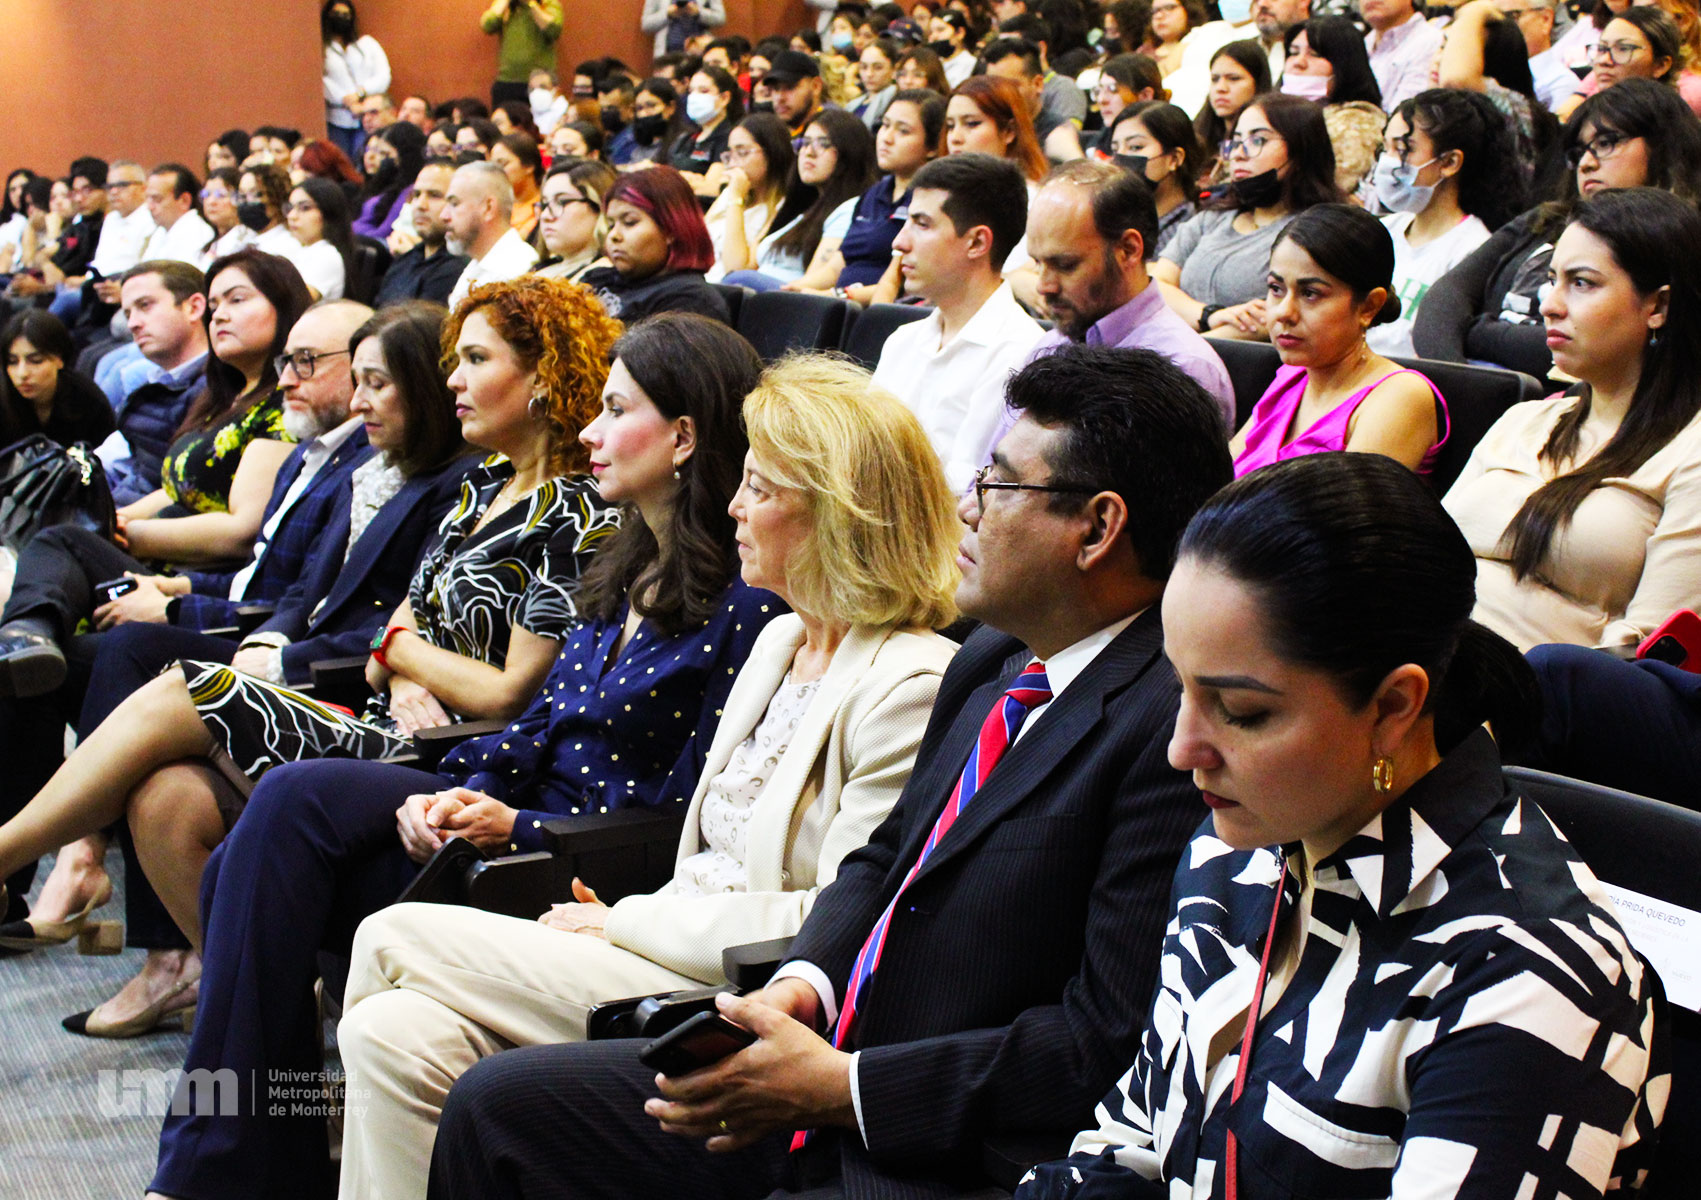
[410,718,507,769]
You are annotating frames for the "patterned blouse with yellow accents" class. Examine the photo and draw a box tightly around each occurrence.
[159,387,292,513]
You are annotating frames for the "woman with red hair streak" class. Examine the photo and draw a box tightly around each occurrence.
[577,166,730,323]
[290,136,364,204]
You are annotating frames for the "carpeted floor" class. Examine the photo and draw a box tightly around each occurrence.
[0,848,345,1198]
[1,852,184,1195]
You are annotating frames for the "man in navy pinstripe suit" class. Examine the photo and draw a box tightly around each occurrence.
[425,346,1233,1200]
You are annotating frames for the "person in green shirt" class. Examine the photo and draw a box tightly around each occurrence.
[481,0,564,107]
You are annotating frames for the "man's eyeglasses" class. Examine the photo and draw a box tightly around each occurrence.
[106,180,144,192]
[1221,131,1284,159]
[971,464,1098,509]
[274,348,350,379]
[1566,130,1631,169]
[541,195,598,217]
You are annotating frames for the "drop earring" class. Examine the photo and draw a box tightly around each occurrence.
[528,393,547,419]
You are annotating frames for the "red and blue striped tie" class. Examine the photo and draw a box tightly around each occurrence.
[792,662,1052,1150]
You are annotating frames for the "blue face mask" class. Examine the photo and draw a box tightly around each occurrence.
[1372,152,1438,214]
[1219,0,1254,23]
[831,31,855,52]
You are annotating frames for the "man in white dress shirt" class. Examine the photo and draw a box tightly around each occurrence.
[138,165,215,267]
[443,161,539,310]
[872,153,1044,494]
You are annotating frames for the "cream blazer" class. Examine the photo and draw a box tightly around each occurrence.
[602,616,957,982]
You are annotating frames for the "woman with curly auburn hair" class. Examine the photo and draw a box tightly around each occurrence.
[334,352,963,1200]
[135,312,786,1200]
[0,277,620,1019]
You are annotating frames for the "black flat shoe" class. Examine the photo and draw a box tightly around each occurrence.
[0,627,65,698]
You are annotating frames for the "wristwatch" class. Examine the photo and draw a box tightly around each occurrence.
[1197,304,1223,333]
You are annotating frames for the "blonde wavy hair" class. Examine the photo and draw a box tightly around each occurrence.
[744,354,960,630]
[441,275,622,476]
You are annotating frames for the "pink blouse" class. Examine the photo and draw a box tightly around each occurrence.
[1233,364,1450,478]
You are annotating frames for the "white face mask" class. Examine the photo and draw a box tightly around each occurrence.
[1371,152,1439,213]
[1280,73,1332,102]
[530,88,556,112]
[686,92,719,124]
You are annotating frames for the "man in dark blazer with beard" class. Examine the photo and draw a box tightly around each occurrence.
[424,345,1233,1200]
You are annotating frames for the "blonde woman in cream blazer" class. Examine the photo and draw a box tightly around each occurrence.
[334,354,965,1200]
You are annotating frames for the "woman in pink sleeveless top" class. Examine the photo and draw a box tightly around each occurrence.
[1232,204,1449,477]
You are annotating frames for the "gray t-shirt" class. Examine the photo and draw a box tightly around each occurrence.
[1161,207,1297,308]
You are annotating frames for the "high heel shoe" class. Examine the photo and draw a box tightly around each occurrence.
[0,874,121,953]
[62,978,198,1038]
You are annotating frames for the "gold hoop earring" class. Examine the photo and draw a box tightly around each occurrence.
[1371,756,1395,795]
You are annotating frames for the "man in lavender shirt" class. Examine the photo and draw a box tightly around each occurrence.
[985,160,1235,459]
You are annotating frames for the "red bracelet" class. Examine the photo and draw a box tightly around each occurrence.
[370,624,408,671]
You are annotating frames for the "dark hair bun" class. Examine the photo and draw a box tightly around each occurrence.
[1372,291,1403,327]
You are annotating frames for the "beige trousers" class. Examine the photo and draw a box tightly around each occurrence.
[336,901,702,1200]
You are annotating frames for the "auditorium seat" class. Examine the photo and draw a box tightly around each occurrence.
[840,302,931,370]
[1204,338,1545,494]
[346,236,390,305]
[735,289,854,362]
[1509,765,1701,1196]
[712,282,750,328]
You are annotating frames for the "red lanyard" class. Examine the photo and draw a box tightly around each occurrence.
[1224,859,1289,1200]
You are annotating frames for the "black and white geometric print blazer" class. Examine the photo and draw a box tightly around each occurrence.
[1018,728,1669,1200]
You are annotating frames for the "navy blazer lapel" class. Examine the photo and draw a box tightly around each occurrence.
[911,610,1168,884]
[305,466,432,633]
[886,640,1033,870]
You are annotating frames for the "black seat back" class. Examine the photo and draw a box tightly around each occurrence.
[712,282,749,328]
[1508,766,1701,1197]
[840,302,932,370]
[1203,338,1542,495]
[1388,355,1543,495]
[736,290,853,362]
[346,236,390,305]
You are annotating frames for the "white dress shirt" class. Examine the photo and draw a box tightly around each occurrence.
[226,416,363,601]
[140,210,216,267]
[89,205,157,278]
[871,283,1045,493]
[771,611,1140,1143]
[447,228,539,310]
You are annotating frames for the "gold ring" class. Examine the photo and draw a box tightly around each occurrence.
[718,1119,730,1132]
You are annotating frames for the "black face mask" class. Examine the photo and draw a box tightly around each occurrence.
[1101,36,1124,56]
[633,114,669,145]
[1229,167,1283,209]
[367,158,400,190]
[237,201,271,231]
[929,39,956,57]
[1112,154,1150,179]
[749,100,775,115]
[601,108,628,133]
[327,12,354,37]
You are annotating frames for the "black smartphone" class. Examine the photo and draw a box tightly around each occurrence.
[95,576,139,604]
[638,1010,757,1076]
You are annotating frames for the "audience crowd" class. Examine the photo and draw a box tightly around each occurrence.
[2,0,1699,1197]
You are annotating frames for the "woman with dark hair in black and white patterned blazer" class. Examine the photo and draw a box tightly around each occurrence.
[1019,452,1668,1200]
